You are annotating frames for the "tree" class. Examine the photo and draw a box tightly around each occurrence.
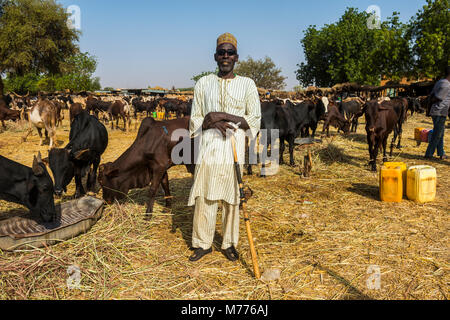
[52,52,101,91]
[0,0,80,96]
[235,56,286,90]
[191,68,218,83]
[296,8,412,87]
[371,12,413,82]
[408,0,450,79]
[4,52,101,93]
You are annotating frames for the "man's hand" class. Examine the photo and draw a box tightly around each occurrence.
[202,112,229,130]
[202,112,250,131]
[211,121,236,138]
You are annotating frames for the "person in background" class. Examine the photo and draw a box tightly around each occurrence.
[425,66,450,160]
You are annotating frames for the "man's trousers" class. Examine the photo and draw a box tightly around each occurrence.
[192,197,240,250]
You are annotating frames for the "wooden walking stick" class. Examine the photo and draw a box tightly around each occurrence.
[230,135,261,279]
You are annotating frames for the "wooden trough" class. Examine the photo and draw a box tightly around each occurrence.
[0,196,104,251]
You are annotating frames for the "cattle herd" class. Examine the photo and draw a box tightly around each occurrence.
[0,89,431,224]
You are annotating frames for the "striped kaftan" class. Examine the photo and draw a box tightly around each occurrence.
[188,74,261,206]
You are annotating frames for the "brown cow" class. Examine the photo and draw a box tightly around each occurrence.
[0,98,22,130]
[379,97,408,149]
[52,100,65,127]
[364,100,399,171]
[107,100,130,131]
[22,99,58,148]
[98,117,195,215]
[322,102,351,137]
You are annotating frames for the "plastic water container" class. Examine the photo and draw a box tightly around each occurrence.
[379,165,403,202]
[406,165,436,203]
[420,129,431,143]
[383,162,407,195]
[415,127,425,142]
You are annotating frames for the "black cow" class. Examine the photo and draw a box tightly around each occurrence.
[337,99,364,132]
[132,97,157,118]
[300,98,326,137]
[0,152,56,222]
[407,97,423,116]
[45,111,108,198]
[247,100,312,176]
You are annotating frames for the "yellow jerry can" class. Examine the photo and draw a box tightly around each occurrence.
[406,165,436,203]
[383,162,407,195]
[379,165,403,202]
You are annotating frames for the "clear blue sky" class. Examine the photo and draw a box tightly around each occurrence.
[58,0,427,90]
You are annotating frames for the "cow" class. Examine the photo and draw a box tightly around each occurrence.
[363,100,399,171]
[69,102,84,123]
[300,97,326,137]
[406,97,424,116]
[0,98,22,130]
[85,96,113,121]
[0,152,56,222]
[380,97,408,149]
[322,103,351,137]
[52,100,65,127]
[22,99,58,148]
[246,100,312,176]
[337,98,364,132]
[107,100,130,131]
[45,111,108,198]
[98,117,195,215]
[131,97,157,118]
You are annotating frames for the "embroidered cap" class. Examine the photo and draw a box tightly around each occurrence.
[217,33,237,49]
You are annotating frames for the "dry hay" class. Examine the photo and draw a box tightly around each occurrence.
[0,110,448,300]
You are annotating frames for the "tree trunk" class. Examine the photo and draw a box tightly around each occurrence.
[0,75,4,99]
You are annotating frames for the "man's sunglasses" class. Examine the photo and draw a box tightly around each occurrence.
[216,49,237,56]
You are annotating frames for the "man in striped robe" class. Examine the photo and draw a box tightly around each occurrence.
[188,33,261,261]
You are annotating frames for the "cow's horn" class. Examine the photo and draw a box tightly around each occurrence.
[74,149,90,160]
[32,154,44,176]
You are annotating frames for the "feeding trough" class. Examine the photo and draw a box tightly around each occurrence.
[0,196,104,251]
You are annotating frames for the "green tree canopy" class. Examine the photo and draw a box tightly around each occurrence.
[235,56,287,90]
[296,8,412,87]
[0,0,80,96]
[408,0,450,79]
[4,52,101,93]
[191,68,218,83]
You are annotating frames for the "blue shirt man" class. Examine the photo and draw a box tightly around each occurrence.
[425,66,450,160]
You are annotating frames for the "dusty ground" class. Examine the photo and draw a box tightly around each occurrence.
[0,110,448,300]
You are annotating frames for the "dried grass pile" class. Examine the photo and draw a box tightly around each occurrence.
[0,110,448,300]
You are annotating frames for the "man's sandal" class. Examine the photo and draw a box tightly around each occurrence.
[223,246,239,262]
[189,247,212,261]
